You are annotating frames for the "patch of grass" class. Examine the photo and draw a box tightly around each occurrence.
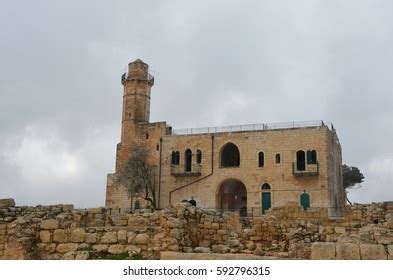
[88,251,146,260]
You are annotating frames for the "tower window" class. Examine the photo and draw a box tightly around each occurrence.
[258,152,264,167]
[275,154,281,164]
[146,133,149,139]
[156,144,159,151]
[196,149,202,164]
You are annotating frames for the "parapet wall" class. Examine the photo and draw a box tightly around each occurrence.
[1,200,393,260]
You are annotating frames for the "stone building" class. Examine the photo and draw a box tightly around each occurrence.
[106,59,345,216]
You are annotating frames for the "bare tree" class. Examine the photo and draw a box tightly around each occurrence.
[117,144,157,210]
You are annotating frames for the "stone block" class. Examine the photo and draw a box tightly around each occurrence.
[75,251,90,260]
[134,233,149,245]
[204,221,212,229]
[70,228,86,243]
[0,198,15,208]
[336,243,360,260]
[311,242,336,260]
[101,232,118,244]
[360,244,387,260]
[126,245,142,254]
[56,243,78,254]
[127,232,136,243]
[92,245,108,252]
[387,245,393,258]
[334,227,346,235]
[117,230,127,243]
[85,233,97,244]
[217,229,227,235]
[212,223,220,230]
[245,241,256,250]
[61,251,76,260]
[108,245,125,254]
[40,219,59,230]
[199,240,210,247]
[194,247,211,253]
[40,230,51,243]
[212,244,230,254]
[53,229,68,243]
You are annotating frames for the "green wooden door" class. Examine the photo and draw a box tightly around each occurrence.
[300,193,310,210]
[262,192,271,214]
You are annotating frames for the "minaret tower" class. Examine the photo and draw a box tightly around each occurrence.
[116,59,154,171]
[120,58,154,143]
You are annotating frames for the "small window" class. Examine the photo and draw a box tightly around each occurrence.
[156,144,159,151]
[146,133,149,139]
[275,153,281,164]
[171,151,180,165]
[258,152,264,167]
[196,149,202,164]
[185,149,192,172]
[307,150,317,164]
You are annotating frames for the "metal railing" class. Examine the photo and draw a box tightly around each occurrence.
[292,162,319,176]
[121,71,154,84]
[172,120,333,135]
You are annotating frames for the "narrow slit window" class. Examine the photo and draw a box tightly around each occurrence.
[275,153,281,164]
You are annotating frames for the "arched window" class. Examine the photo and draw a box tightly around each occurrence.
[171,151,180,165]
[196,149,202,164]
[221,143,240,167]
[258,152,264,167]
[185,149,192,172]
[306,150,317,164]
[296,150,306,171]
[275,153,281,164]
[261,183,271,190]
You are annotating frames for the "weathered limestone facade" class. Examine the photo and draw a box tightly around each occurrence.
[106,59,345,217]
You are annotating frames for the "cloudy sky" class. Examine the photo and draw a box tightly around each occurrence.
[0,0,392,207]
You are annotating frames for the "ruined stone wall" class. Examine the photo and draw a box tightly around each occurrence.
[2,201,392,260]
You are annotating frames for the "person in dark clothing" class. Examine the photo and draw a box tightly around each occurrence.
[189,196,196,207]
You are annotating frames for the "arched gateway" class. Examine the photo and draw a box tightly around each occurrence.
[217,179,247,216]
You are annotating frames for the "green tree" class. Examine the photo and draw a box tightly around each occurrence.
[342,164,364,190]
[117,144,157,210]
[342,164,364,204]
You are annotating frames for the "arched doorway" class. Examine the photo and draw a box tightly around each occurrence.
[217,179,247,216]
[261,183,271,214]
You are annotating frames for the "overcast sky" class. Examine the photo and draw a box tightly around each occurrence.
[1,0,392,207]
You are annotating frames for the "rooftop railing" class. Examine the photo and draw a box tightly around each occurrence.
[172,120,333,135]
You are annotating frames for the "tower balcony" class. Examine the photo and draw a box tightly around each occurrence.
[292,162,319,176]
[171,164,202,177]
[121,71,154,85]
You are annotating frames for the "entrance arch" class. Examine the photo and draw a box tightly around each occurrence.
[217,179,247,216]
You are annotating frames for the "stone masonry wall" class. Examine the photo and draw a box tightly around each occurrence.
[1,200,393,260]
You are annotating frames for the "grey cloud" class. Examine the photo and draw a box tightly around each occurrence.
[1,0,393,206]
